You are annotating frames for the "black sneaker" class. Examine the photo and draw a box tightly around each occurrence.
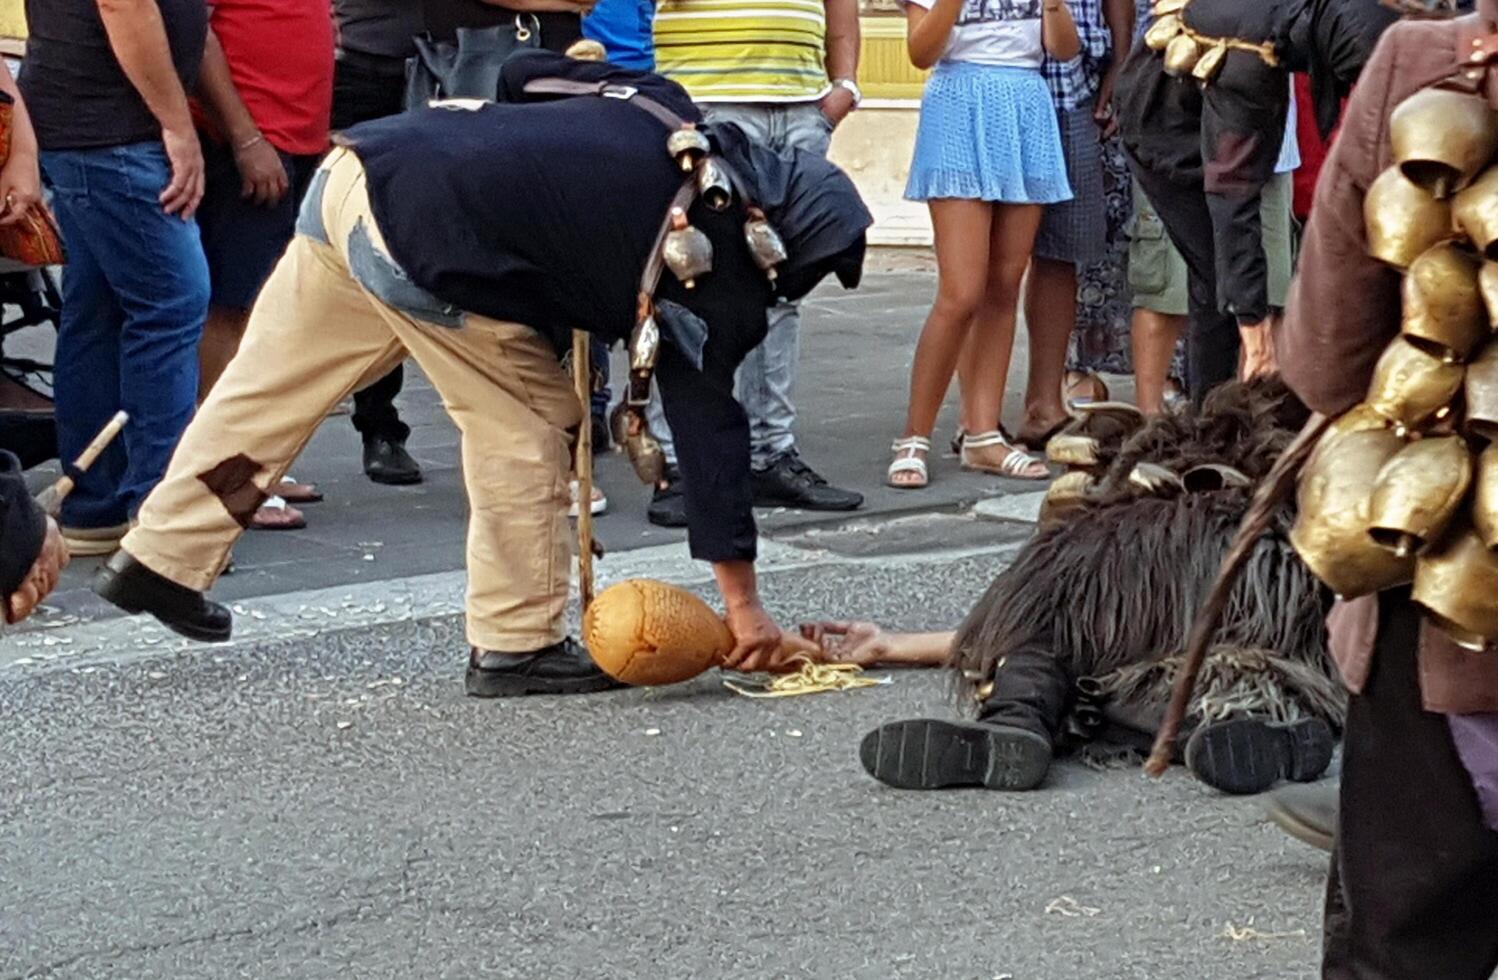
[751,451,863,511]
[94,551,232,643]
[363,435,423,486]
[859,718,1053,791]
[646,468,688,528]
[465,638,626,697]
[1184,717,1335,796]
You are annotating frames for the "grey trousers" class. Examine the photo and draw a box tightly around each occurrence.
[647,100,834,469]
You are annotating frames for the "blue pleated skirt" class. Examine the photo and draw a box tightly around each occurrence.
[905,61,1073,205]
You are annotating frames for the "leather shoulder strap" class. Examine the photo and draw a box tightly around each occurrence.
[521,77,688,131]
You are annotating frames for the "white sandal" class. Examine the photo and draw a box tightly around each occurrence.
[960,430,1049,481]
[887,436,931,489]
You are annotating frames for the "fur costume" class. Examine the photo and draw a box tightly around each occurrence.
[954,377,1343,745]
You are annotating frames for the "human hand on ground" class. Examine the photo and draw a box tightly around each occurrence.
[798,620,892,666]
[6,518,69,625]
[722,600,797,673]
[235,136,289,207]
[160,125,205,218]
[0,148,45,227]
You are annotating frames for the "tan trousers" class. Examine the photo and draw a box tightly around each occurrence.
[124,148,581,651]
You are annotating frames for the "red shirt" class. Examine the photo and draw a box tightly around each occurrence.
[208,0,334,155]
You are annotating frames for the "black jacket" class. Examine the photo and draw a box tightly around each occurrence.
[344,52,871,564]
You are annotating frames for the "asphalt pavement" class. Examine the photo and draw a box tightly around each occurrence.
[0,267,1336,979]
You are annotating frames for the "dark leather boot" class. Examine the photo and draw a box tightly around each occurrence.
[859,718,1052,790]
[1185,716,1335,796]
[465,638,626,698]
[1264,781,1338,853]
[94,551,232,642]
[363,435,423,486]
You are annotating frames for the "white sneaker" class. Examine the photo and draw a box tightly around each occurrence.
[569,480,607,518]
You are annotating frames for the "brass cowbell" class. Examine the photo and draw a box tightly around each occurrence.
[1390,87,1498,198]
[743,207,787,281]
[662,207,713,289]
[1463,340,1498,441]
[1367,435,1474,558]
[1473,442,1498,549]
[1413,522,1498,650]
[1401,242,1487,363]
[1162,34,1203,77]
[1365,336,1466,436]
[1454,165,1498,259]
[1365,167,1454,270]
[666,125,710,172]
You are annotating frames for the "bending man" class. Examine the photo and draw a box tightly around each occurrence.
[92,51,871,697]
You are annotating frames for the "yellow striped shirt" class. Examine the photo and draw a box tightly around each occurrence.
[653,0,830,103]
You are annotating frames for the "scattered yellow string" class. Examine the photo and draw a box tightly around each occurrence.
[722,658,891,699]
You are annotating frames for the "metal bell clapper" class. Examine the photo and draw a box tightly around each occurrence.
[1367,434,1474,557]
[666,125,710,172]
[696,158,733,212]
[1391,88,1498,198]
[1365,167,1454,270]
[663,207,713,288]
[1413,521,1498,650]
[743,207,787,281]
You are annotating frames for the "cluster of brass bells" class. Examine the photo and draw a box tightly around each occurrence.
[1142,0,1276,84]
[1292,84,1498,650]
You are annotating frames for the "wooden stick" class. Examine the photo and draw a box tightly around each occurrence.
[572,330,595,612]
[1144,413,1331,776]
[34,410,128,516]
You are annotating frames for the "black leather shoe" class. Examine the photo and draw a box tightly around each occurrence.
[94,551,232,643]
[363,435,423,486]
[860,718,1053,791]
[751,451,863,511]
[591,412,611,454]
[646,468,688,528]
[465,638,626,697]
[1185,717,1335,796]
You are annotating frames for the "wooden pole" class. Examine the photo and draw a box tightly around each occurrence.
[34,409,128,516]
[572,330,595,612]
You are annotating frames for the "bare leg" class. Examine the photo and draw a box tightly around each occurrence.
[894,199,994,487]
[198,305,248,402]
[957,203,1043,435]
[1020,256,1075,440]
[1130,307,1186,415]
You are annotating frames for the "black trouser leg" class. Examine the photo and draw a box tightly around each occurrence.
[352,362,411,443]
[977,646,1072,745]
[1131,164,1239,402]
[1322,592,1498,980]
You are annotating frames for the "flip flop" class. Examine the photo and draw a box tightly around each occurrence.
[249,496,307,531]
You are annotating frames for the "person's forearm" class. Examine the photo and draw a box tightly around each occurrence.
[195,29,260,145]
[0,63,37,164]
[713,559,760,611]
[906,1,961,70]
[824,0,860,81]
[97,0,196,134]
[887,631,955,665]
[1101,0,1132,76]
[1043,0,1080,60]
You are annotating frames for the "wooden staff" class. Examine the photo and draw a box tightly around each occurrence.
[572,330,595,611]
[1144,412,1332,776]
[34,410,128,516]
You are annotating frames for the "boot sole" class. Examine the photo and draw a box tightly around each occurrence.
[1264,797,1336,853]
[1186,717,1334,796]
[465,668,624,698]
[859,719,1051,791]
[93,567,232,644]
[366,470,423,487]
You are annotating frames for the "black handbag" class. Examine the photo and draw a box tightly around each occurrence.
[403,15,542,108]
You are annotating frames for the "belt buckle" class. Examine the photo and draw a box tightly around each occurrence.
[602,85,639,101]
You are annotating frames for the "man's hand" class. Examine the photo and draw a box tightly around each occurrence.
[721,599,793,673]
[1240,319,1278,380]
[799,620,892,666]
[1093,72,1119,140]
[159,125,205,218]
[235,137,289,207]
[5,518,69,625]
[818,86,857,130]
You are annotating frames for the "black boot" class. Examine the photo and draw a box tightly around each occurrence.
[1184,716,1335,796]
[363,434,423,486]
[860,718,1053,790]
[465,638,626,697]
[750,450,863,511]
[1264,781,1338,852]
[94,551,232,642]
[646,467,688,528]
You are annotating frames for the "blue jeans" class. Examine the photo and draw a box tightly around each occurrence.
[42,143,210,528]
[647,101,833,469]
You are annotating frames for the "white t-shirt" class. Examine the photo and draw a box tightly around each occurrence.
[903,0,1045,69]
